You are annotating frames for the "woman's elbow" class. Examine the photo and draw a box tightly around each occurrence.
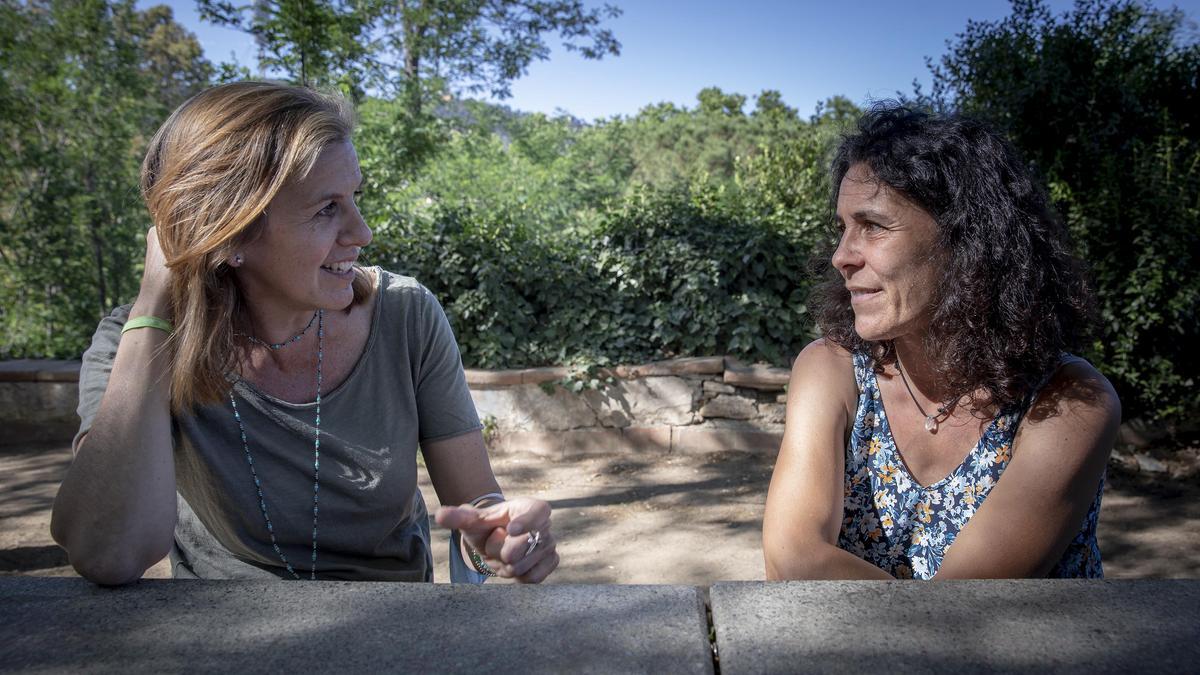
[52,514,172,586]
[763,534,826,580]
[70,555,152,586]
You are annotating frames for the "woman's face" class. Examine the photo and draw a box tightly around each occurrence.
[832,163,942,342]
[236,140,371,318]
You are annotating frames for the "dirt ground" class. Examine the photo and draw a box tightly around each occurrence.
[3,443,1197,583]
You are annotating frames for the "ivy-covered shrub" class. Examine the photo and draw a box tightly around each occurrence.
[366,182,820,370]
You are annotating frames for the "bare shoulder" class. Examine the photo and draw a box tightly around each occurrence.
[1017,358,1122,462]
[790,338,857,395]
[786,338,859,424]
[1028,359,1121,426]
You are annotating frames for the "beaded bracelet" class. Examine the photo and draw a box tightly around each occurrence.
[121,315,174,335]
[465,542,497,577]
[463,492,505,576]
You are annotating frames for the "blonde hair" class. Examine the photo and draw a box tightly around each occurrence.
[141,81,371,412]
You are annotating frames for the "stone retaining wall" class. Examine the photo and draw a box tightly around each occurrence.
[0,360,83,445]
[2,360,1191,474]
[0,357,791,454]
[465,356,789,457]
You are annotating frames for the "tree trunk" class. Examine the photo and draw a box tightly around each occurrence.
[400,0,424,119]
[84,168,109,318]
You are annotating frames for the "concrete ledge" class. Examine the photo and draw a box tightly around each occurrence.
[0,577,713,674]
[0,359,81,382]
[465,366,572,387]
[710,579,1200,674]
[490,427,780,459]
[465,356,726,388]
[611,356,725,378]
[722,357,790,391]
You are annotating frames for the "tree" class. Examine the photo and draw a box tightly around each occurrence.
[198,0,372,100]
[0,1,212,358]
[138,4,215,107]
[926,0,1200,422]
[367,0,622,119]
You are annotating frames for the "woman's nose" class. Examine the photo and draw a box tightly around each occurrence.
[343,204,372,248]
[831,228,861,274]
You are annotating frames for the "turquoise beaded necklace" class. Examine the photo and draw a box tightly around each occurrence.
[230,309,323,580]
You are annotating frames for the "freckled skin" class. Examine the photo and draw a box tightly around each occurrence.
[831,163,942,342]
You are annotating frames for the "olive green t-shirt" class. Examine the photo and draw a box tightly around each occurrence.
[75,269,482,581]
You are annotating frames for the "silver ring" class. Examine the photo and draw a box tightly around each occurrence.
[523,530,542,557]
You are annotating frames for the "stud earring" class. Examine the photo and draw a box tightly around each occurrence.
[233,253,244,266]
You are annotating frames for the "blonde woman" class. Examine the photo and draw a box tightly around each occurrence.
[51,82,558,585]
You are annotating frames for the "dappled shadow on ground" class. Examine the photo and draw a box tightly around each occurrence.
[1098,469,1200,578]
[423,448,776,584]
[5,441,1198,582]
[0,544,68,572]
[0,443,71,521]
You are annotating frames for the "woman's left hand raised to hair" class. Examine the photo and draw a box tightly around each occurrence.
[436,497,558,583]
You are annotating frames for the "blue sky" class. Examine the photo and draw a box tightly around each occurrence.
[144,0,1199,122]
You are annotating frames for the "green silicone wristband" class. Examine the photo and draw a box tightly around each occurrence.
[121,315,174,335]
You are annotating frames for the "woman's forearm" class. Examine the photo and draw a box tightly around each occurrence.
[766,541,895,581]
[50,302,178,585]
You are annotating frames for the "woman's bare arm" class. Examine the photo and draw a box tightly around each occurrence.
[50,229,178,585]
[763,339,893,580]
[934,361,1120,579]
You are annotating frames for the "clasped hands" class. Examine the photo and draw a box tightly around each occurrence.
[436,496,558,583]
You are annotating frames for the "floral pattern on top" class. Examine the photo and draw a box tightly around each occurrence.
[836,352,1104,579]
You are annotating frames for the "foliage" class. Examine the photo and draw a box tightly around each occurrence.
[364,152,831,369]
[364,0,622,118]
[924,0,1200,421]
[198,0,372,101]
[0,0,211,359]
[201,0,622,178]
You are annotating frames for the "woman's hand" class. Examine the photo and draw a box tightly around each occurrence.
[133,226,172,319]
[436,497,559,583]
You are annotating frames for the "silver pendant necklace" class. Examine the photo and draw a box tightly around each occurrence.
[894,351,947,434]
[230,309,324,579]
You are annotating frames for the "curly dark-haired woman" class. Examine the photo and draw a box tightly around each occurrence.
[762,104,1120,579]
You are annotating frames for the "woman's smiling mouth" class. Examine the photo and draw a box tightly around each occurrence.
[848,287,882,302]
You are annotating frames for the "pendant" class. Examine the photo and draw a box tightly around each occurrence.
[924,415,939,433]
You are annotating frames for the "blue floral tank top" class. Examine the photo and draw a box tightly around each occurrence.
[837,352,1104,579]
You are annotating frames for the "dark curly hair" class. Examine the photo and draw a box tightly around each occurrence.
[813,103,1095,412]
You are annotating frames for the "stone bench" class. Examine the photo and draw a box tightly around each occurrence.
[2,577,1196,673]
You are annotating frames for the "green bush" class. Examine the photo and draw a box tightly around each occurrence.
[366,179,822,370]
[926,0,1200,422]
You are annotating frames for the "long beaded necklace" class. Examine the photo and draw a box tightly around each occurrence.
[894,351,949,434]
[230,309,323,579]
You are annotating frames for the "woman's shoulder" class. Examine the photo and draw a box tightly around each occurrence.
[1027,356,1121,425]
[792,338,859,381]
[374,269,440,304]
[371,269,444,316]
[790,338,860,400]
[1016,355,1121,463]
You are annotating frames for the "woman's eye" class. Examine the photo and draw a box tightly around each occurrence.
[316,201,337,217]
